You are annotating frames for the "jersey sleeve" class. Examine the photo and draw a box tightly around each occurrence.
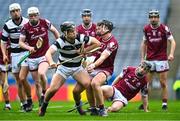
[45,19,52,29]
[51,39,61,51]
[119,67,128,77]
[1,24,9,42]
[142,27,147,41]
[105,41,118,55]
[80,34,90,45]
[165,26,174,41]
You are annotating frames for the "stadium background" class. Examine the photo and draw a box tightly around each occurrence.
[0,0,179,102]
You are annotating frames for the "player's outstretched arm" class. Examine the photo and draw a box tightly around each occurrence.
[140,40,147,61]
[45,46,56,68]
[84,37,101,53]
[142,95,149,112]
[49,24,60,39]
[111,74,122,85]
[168,38,176,61]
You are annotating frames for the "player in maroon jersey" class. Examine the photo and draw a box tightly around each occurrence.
[19,7,60,106]
[0,31,11,110]
[101,61,151,113]
[76,9,96,37]
[72,9,97,114]
[76,9,97,67]
[73,20,118,116]
[140,10,176,110]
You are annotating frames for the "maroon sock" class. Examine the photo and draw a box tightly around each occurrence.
[98,105,104,110]
[162,99,167,103]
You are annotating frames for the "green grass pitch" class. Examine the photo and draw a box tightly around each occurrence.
[0,100,179,121]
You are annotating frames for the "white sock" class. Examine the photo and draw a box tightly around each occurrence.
[162,102,167,106]
[5,103,11,107]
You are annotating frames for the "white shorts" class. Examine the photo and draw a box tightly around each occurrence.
[0,64,11,72]
[56,65,84,80]
[11,51,28,73]
[110,87,128,106]
[147,60,169,72]
[28,56,47,71]
[90,69,112,83]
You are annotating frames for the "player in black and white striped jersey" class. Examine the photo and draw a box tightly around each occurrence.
[1,3,32,111]
[39,21,100,116]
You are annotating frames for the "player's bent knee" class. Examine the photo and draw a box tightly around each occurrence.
[19,77,26,82]
[38,72,46,78]
[91,81,99,89]
[17,83,23,88]
[83,82,90,89]
[72,88,79,94]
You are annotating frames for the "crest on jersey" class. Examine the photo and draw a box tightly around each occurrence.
[158,31,161,36]
[91,31,95,37]
[152,30,156,36]
[41,27,46,32]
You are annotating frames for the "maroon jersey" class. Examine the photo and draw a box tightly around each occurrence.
[0,31,10,64]
[113,67,148,101]
[94,35,118,74]
[20,18,51,58]
[76,23,96,37]
[143,24,173,60]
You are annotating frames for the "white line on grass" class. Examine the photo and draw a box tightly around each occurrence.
[17,106,63,112]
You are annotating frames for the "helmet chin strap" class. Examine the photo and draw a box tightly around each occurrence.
[99,25,110,36]
[64,31,68,37]
[100,31,110,36]
[135,69,144,78]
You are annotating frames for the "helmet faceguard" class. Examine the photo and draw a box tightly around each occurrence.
[60,21,75,33]
[97,20,114,32]
[27,7,40,15]
[136,61,152,77]
[27,7,40,26]
[96,20,114,36]
[140,61,152,71]
[149,9,159,18]
[81,9,92,17]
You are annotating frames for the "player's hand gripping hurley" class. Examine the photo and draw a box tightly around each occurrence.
[17,37,43,66]
[49,47,101,69]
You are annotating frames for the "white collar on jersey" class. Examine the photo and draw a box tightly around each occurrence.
[82,22,92,30]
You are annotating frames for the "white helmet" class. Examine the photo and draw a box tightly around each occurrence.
[27,7,40,15]
[9,3,21,12]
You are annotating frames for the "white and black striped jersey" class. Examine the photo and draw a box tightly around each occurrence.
[1,17,28,54]
[51,34,92,67]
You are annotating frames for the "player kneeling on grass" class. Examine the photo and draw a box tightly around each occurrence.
[38,21,101,116]
[101,61,151,113]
